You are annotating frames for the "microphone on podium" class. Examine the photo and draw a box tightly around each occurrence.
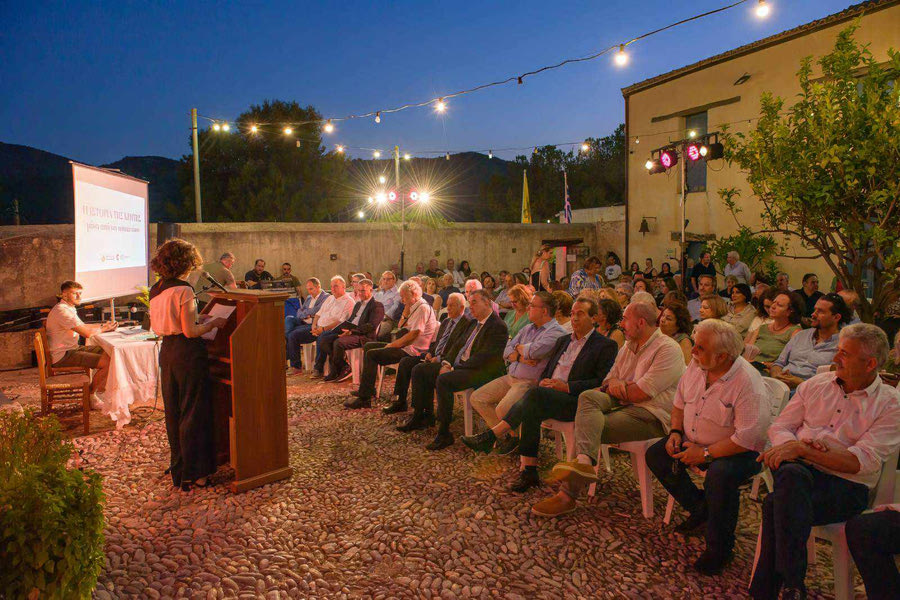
[202,271,229,293]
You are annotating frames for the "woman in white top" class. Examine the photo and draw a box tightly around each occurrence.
[149,239,227,491]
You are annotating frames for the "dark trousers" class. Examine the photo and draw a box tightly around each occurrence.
[645,439,760,556]
[286,324,315,368]
[159,335,215,486]
[315,329,342,371]
[435,368,497,434]
[749,462,869,599]
[410,361,443,416]
[359,342,408,398]
[330,334,369,373]
[393,355,424,404]
[503,386,578,458]
[846,509,900,600]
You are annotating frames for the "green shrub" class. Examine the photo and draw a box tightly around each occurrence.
[0,411,106,599]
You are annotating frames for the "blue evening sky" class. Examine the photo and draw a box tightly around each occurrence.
[0,1,854,165]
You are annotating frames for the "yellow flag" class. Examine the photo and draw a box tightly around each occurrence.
[521,170,532,223]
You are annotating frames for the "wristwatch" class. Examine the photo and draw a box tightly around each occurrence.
[703,446,712,462]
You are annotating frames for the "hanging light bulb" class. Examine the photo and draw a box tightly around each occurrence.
[222,122,230,132]
[357,211,365,219]
[373,150,381,158]
[323,119,334,134]
[756,0,770,18]
[367,196,374,204]
[634,137,640,144]
[614,44,628,67]
[284,127,293,135]
[445,152,450,160]
[435,98,446,113]
[212,122,221,131]
[250,125,259,133]
[688,130,697,138]
[581,143,590,153]
[335,145,344,153]
[403,153,411,161]
[488,150,493,159]
[379,175,386,184]
[375,112,381,124]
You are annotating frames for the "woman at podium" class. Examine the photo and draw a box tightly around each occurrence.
[149,239,227,491]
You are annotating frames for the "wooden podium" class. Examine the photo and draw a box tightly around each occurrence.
[202,290,293,492]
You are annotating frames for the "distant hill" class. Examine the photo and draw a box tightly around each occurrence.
[0,142,180,225]
[0,142,512,224]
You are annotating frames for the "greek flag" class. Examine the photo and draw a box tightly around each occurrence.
[563,171,572,224]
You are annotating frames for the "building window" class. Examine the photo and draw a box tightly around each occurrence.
[685,111,708,192]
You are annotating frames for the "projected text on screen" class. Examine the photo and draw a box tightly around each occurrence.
[75,181,147,272]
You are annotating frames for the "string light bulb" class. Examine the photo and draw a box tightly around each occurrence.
[323,120,334,134]
[373,150,381,158]
[756,0,770,18]
[435,98,446,113]
[250,125,259,133]
[420,192,431,203]
[375,112,381,124]
[357,211,365,219]
[403,153,411,161]
[581,143,590,153]
[488,150,493,159]
[615,45,628,67]
[212,123,221,131]
[634,137,640,144]
[445,152,450,160]
[688,130,697,138]
[284,127,293,135]
[367,196,374,204]
[379,175,386,184]
[222,123,230,132]
[336,145,344,153]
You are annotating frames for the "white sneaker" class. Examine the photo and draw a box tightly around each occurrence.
[90,393,104,410]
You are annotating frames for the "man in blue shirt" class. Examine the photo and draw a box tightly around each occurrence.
[285,278,330,375]
[468,291,567,454]
[374,271,401,342]
[768,293,850,389]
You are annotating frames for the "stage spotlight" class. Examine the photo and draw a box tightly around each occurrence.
[699,145,709,157]
[388,191,397,202]
[687,144,701,161]
[409,191,419,202]
[705,142,725,160]
[660,149,678,169]
[646,159,666,175]
[644,159,654,170]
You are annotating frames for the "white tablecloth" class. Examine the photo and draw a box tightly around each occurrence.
[88,329,160,428]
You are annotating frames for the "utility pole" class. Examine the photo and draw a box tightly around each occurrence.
[191,108,203,223]
[394,145,404,278]
[13,198,19,226]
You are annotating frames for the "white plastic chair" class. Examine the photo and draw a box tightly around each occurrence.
[662,377,790,524]
[815,364,833,375]
[541,419,576,461]
[301,342,317,373]
[453,388,474,436]
[591,438,664,518]
[749,447,899,600]
[346,347,363,385]
[376,361,401,399]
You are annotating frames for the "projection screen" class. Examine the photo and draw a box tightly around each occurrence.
[72,162,149,302]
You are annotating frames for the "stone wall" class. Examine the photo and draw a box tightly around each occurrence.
[0,221,625,311]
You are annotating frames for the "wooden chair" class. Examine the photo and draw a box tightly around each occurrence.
[34,329,91,435]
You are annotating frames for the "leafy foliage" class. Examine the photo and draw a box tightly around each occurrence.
[707,226,782,283]
[0,411,106,599]
[719,25,900,320]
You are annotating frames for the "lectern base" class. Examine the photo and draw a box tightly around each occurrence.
[231,467,294,493]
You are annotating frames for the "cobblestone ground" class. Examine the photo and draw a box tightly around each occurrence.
[3,369,847,599]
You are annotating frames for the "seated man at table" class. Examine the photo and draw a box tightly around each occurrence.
[768,293,849,389]
[345,280,438,409]
[244,259,273,290]
[382,292,470,415]
[277,262,303,297]
[427,290,509,450]
[45,280,118,404]
[749,323,900,600]
[531,301,686,517]
[323,279,384,382]
[287,276,354,376]
[285,277,329,341]
[193,251,238,308]
[461,297,617,491]
[646,319,771,575]
[465,291,566,454]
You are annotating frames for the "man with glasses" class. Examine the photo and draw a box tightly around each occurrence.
[374,271,401,342]
[467,292,566,454]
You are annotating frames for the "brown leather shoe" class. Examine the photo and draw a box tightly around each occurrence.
[531,493,577,518]
[550,461,599,484]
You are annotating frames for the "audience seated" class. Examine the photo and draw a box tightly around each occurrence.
[321,279,384,382]
[633,279,649,294]
[374,271,401,342]
[661,289,688,310]
[719,275,738,299]
[747,287,776,336]
[531,302,686,517]
[846,504,900,600]
[310,277,358,375]
[425,259,442,278]
[463,278,500,317]
[593,297,625,348]
[495,273,516,311]
[427,290,509,451]
[285,278,330,373]
[698,294,729,321]
[604,254,622,281]
[462,298,617,492]
[244,258,273,289]
[346,280,438,409]
[277,262,303,296]
[722,283,756,338]
[446,258,466,287]
[630,290,657,308]
[423,277,442,312]
[552,291,573,333]
[836,288,862,325]
[690,252,717,298]
[745,291,804,364]
[568,256,604,297]
[749,324,900,600]
[482,274,498,298]
[287,276,351,375]
[503,284,533,339]
[437,274,460,308]
[796,273,823,319]
[614,282,633,308]
[384,293,470,415]
[688,275,717,322]
[467,292,566,454]
[767,293,849,389]
[646,319,771,574]
[659,303,694,365]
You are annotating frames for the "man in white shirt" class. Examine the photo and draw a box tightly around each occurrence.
[723,251,752,285]
[45,280,118,402]
[646,319,771,575]
[446,258,466,287]
[346,280,438,409]
[604,255,622,281]
[532,301,686,518]
[302,276,355,377]
[374,271,401,342]
[750,324,900,600]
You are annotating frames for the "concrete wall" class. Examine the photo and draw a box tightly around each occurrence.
[0,220,625,310]
[624,4,900,285]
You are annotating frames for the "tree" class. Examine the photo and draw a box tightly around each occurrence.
[707,227,781,284]
[174,100,351,222]
[719,25,900,321]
